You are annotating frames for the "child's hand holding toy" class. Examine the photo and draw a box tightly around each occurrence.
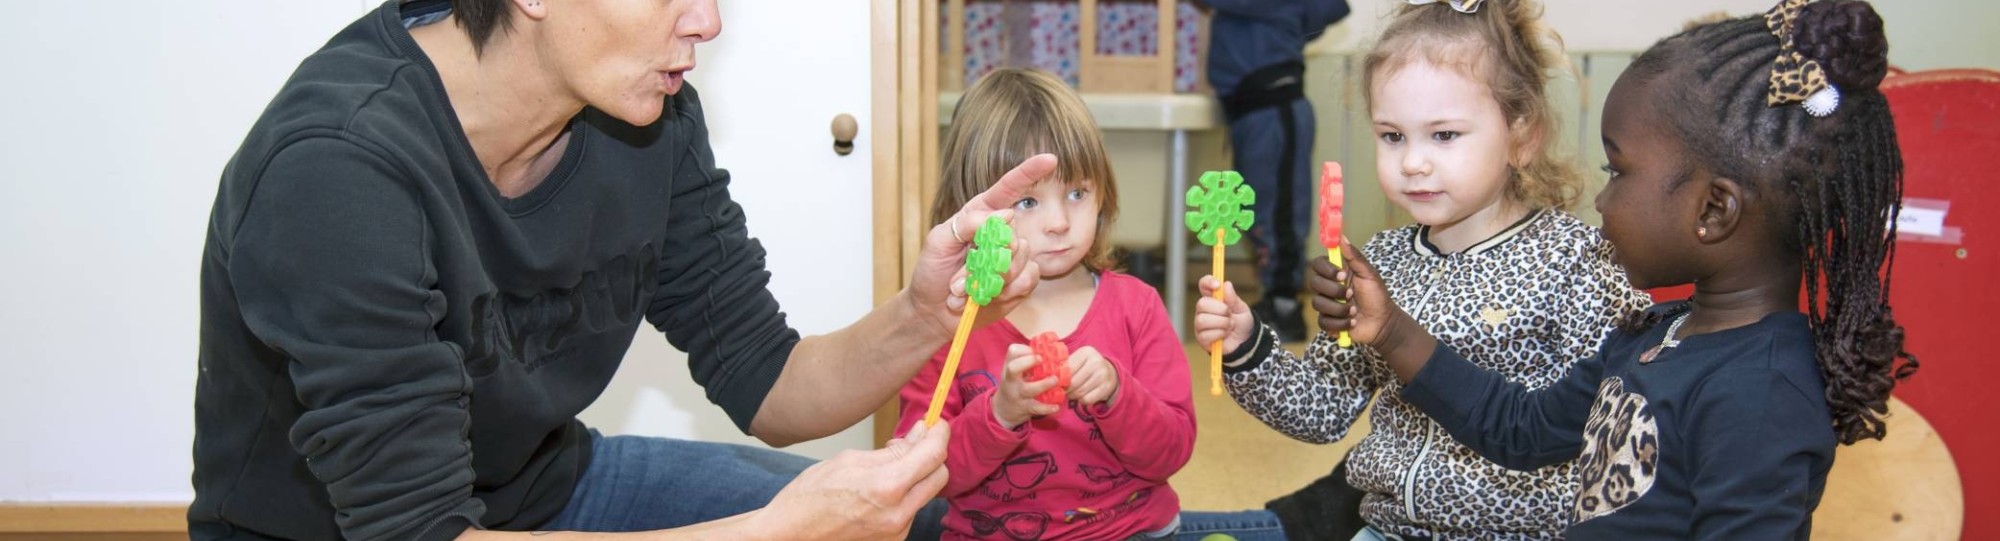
[994,344,1064,429]
[1192,276,1255,356]
[1064,347,1121,407]
[1310,237,1431,382]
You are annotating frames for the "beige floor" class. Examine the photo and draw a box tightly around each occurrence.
[1150,255,1370,510]
[1168,339,1374,511]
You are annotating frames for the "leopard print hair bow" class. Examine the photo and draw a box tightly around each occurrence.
[1764,0,1840,116]
[1406,0,1483,14]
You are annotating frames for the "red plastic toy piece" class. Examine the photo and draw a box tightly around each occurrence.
[1028,332,1072,405]
[1321,162,1353,348]
[1319,162,1344,250]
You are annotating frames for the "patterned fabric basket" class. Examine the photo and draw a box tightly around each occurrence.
[944,0,1205,93]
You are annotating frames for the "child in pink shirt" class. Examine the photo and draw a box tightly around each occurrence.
[897,67,1196,541]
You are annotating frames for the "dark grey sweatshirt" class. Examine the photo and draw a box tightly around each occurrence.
[191,2,797,539]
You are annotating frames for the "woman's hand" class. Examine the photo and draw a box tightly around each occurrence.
[749,421,952,541]
[906,155,1058,340]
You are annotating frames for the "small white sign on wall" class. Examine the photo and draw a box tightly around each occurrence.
[1896,197,1963,245]
[1897,206,1948,238]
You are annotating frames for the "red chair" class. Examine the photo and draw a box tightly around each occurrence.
[1637,69,1994,538]
[1874,68,1999,539]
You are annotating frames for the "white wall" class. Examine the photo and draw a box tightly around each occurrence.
[0,1,364,503]
[576,0,880,460]
[0,0,876,503]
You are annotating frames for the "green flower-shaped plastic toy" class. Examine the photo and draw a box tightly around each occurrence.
[1187,170,1255,396]
[965,215,1014,306]
[923,214,1016,427]
[1185,171,1256,246]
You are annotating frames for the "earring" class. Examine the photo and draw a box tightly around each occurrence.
[1697,226,1709,238]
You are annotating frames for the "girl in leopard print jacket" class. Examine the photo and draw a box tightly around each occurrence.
[1191,0,1650,538]
[1209,210,1650,540]
[1298,1,1916,538]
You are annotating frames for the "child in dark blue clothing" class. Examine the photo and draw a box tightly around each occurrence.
[1315,0,1918,538]
[1202,0,1349,341]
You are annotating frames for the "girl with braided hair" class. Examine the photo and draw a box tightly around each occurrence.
[1316,0,1917,537]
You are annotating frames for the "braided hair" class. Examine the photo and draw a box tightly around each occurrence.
[1626,0,1916,444]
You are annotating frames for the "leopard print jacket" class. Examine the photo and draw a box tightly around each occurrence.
[1224,209,1653,540]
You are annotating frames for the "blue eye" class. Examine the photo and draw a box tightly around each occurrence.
[1433,131,1460,142]
[1067,188,1087,201]
[1014,198,1038,210]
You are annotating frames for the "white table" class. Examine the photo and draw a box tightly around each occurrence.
[940,91,1219,335]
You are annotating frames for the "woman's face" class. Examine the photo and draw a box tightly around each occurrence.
[542,0,720,126]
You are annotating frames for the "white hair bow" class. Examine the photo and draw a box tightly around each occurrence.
[1406,0,1483,13]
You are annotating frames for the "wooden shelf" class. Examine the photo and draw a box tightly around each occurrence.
[939,90,1219,131]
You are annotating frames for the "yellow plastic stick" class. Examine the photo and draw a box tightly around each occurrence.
[924,302,981,427]
[1329,246,1353,347]
[1210,228,1226,396]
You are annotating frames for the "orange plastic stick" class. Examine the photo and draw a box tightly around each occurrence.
[1210,228,1226,396]
[924,302,981,427]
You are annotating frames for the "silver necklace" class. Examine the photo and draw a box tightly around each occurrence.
[1638,312,1691,364]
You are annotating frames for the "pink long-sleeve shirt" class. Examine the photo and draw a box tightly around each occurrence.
[897,271,1196,541]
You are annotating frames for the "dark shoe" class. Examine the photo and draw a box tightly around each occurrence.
[1265,458,1368,541]
[1252,296,1306,343]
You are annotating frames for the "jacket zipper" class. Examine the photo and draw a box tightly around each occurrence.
[1400,255,1449,524]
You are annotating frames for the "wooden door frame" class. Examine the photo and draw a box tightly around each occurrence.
[870,0,940,447]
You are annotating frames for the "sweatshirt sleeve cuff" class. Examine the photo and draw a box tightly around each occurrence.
[958,387,1032,448]
[416,512,479,541]
[717,337,798,434]
[1222,318,1277,374]
[1089,355,1140,420]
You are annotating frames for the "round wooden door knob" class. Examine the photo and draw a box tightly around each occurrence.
[831,113,858,156]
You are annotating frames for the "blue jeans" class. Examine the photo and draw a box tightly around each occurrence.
[541,431,947,540]
[1175,509,1290,541]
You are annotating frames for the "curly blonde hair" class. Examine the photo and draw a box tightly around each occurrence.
[1363,0,1582,210]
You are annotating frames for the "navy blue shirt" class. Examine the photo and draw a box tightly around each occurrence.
[1202,0,1349,96]
[1402,303,1837,539]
